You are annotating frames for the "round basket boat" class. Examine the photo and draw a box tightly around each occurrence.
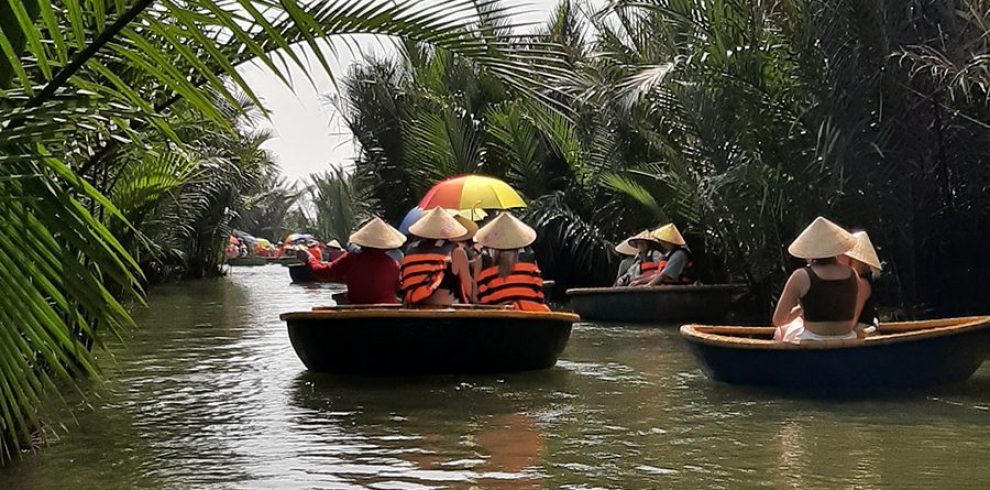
[566,284,746,324]
[279,307,579,375]
[681,316,990,390]
[287,264,314,283]
[226,256,268,267]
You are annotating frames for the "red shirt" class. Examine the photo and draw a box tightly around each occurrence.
[306,250,400,305]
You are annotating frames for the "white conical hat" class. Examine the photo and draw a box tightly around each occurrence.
[844,231,882,272]
[787,217,856,260]
[326,240,342,249]
[652,223,686,246]
[475,212,537,250]
[615,237,638,256]
[349,217,406,250]
[409,207,469,240]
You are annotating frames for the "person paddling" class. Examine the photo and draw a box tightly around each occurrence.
[325,240,345,262]
[295,218,405,305]
[639,223,694,286]
[839,231,883,334]
[616,230,663,286]
[401,208,474,306]
[474,213,550,312]
[773,217,863,343]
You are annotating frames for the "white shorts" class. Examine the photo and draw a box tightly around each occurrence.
[775,318,857,343]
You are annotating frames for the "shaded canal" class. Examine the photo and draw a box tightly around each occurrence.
[3,265,990,489]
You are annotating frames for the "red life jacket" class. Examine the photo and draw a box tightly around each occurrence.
[476,261,550,312]
[639,260,665,275]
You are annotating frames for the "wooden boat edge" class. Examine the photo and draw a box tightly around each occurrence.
[281,308,581,323]
[680,316,990,350]
[566,284,747,296]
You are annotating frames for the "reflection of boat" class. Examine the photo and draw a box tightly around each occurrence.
[566,284,746,323]
[279,307,578,374]
[681,317,990,390]
[226,256,268,267]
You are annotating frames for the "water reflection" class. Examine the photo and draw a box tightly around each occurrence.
[1,265,989,489]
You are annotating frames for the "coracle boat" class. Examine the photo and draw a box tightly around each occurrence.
[268,256,301,266]
[566,284,746,324]
[681,316,990,390]
[287,264,314,283]
[279,307,578,375]
[226,256,268,267]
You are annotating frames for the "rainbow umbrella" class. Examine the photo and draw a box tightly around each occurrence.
[419,175,526,211]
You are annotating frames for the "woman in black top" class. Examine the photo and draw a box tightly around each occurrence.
[773,217,863,343]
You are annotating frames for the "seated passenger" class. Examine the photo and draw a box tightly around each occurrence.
[474,213,550,312]
[616,230,663,286]
[773,217,863,343]
[641,223,694,286]
[400,208,473,306]
[613,234,640,286]
[325,240,346,262]
[838,231,882,334]
[452,214,482,302]
[296,218,405,305]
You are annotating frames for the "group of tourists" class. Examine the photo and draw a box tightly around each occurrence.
[613,223,694,287]
[772,217,882,343]
[295,208,549,311]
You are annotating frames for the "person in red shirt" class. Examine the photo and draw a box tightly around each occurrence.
[296,218,406,305]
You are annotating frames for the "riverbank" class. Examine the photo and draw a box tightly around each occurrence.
[2,265,989,488]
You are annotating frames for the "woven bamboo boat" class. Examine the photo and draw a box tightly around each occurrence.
[279,307,578,375]
[287,264,314,283]
[226,256,268,267]
[566,284,746,324]
[681,316,990,389]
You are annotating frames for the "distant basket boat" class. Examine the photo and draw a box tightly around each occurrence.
[279,307,578,375]
[268,256,301,266]
[287,264,313,283]
[566,285,746,324]
[226,256,268,267]
[681,316,990,390]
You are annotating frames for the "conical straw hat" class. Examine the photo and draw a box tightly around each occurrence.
[627,229,659,247]
[326,239,342,249]
[844,231,882,272]
[787,217,856,260]
[475,212,537,250]
[409,207,468,240]
[653,223,686,246]
[349,217,406,250]
[615,233,641,256]
[451,214,479,241]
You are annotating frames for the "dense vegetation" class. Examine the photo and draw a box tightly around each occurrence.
[337,0,990,320]
[0,0,558,461]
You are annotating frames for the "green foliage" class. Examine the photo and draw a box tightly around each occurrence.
[0,0,571,460]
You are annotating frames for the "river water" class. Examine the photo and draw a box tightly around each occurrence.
[2,265,990,489]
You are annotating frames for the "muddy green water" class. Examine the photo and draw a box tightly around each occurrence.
[2,265,990,489]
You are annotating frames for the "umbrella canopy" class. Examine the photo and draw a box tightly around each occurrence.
[419,175,526,211]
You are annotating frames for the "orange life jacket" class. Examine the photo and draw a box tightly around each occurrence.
[639,260,665,275]
[476,261,550,312]
[399,252,450,304]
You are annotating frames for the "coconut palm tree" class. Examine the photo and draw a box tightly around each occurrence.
[0,0,569,460]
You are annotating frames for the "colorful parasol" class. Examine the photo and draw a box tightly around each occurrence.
[418,175,526,211]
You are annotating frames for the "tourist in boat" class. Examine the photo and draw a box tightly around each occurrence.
[638,223,695,286]
[616,230,663,286]
[400,207,473,306]
[474,212,550,312]
[452,214,482,300]
[325,240,345,262]
[613,234,640,286]
[773,217,863,342]
[295,217,406,305]
[839,230,883,333]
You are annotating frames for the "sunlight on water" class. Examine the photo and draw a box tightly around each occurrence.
[2,265,990,489]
